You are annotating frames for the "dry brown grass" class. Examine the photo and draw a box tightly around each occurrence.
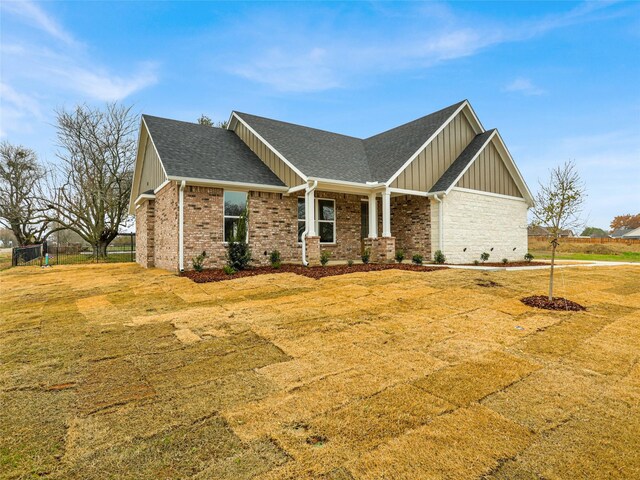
[1,262,640,479]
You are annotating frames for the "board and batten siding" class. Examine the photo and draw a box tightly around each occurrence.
[139,135,166,193]
[391,112,476,191]
[456,140,523,198]
[233,121,304,188]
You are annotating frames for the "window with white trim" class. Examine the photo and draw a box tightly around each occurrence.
[317,199,335,243]
[223,191,247,242]
[297,197,305,242]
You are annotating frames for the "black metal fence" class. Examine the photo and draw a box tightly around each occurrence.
[11,234,136,267]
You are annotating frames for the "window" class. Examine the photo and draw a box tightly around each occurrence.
[297,197,305,242]
[317,199,335,243]
[224,191,247,242]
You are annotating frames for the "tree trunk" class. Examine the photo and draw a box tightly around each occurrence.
[549,242,557,301]
[95,241,109,259]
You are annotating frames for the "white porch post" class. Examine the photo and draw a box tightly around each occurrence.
[307,188,316,236]
[382,189,391,237]
[368,193,378,238]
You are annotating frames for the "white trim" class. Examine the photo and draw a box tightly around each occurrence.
[153,179,170,194]
[443,130,497,195]
[461,102,485,133]
[307,176,370,188]
[381,189,391,237]
[287,183,308,195]
[166,176,288,193]
[491,131,534,205]
[385,101,473,187]
[231,112,308,182]
[451,186,529,203]
[142,117,169,179]
[388,187,433,197]
[134,193,155,206]
[368,193,378,238]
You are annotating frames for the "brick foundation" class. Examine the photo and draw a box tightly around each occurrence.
[364,237,396,263]
[304,236,321,266]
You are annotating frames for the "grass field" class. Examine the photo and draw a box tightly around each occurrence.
[1,263,639,479]
[529,237,640,263]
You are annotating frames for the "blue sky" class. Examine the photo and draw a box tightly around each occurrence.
[1,1,638,229]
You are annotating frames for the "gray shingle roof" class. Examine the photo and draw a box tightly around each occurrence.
[235,100,467,183]
[429,130,495,193]
[142,115,286,187]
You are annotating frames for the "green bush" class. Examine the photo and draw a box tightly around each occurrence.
[524,252,534,263]
[395,249,405,263]
[222,265,236,275]
[192,251,207,272]
[433,250,446,264]
[320,250,331,266]
[226,211,251,271]
[480,252,490,263]
[473,259,480,266]
[501,258,509,265]
[270,250,281,269]
[347,259,354,267]
[412,254,423,265]
[361,248,371,264]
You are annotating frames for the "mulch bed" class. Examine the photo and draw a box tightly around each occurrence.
[182,263,445,283]
[457,261,548,267]
[521,295,586,311]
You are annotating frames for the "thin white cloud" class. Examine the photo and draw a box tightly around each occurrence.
[225,1,627,92]
[504,77,546,96]
[1,0,76,46]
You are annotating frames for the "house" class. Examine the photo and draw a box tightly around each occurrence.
[611,227,632,238]
[129,100,533,271]
[622,227,640,239]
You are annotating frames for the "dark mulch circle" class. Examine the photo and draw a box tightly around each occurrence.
[182,263,445,283]
[521,295,586,311]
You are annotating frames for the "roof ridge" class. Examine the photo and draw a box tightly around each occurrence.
[142,114,227,130]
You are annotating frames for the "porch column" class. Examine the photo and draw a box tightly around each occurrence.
[307,188,316,236]
[368,193,378,238]
[382,189,391,237]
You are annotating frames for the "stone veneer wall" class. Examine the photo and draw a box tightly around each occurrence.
[390,195,431,260]
[154,182,179,271]
[135,199,155,268]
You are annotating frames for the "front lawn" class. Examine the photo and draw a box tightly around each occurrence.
[1,263,639,478]
[531,251,640,263]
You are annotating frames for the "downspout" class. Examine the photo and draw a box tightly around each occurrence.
[178,180,186,272]
[301,180,318,266]
[434,194,444,253]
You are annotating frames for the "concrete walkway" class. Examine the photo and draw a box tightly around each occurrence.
[447,260,639,272]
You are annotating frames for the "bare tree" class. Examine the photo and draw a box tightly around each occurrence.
[43,103,136,257]
[531,161,586,300]
[0,141,49,245]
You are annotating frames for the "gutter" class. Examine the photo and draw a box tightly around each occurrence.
[301,180,318,266]
[178,180,186,272]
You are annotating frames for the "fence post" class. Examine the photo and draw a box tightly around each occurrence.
[39,244,43,267]
[130,234,134,262]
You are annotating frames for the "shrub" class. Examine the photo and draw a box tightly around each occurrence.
[222,265,236,275]
[320,250,331,266]
[412,254,423,265]
[270,250,281,269]
[473,259,480,265]
[433,250,446,264]
[361,248,371,264]
[395,250,405,263]
[480,252,490,263]
[226,211,251,271]
[524,252,534,263]
[502,258,509,265]
[347,259,354,267]
[192,251,207,272]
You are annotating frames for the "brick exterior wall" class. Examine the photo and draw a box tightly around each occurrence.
[304,236,321,266]
[154,182,179,271]
[391,195,431,260]
[248,191,300,266]
[135,199,155,268]
[135,185,434,271]
[183,186,226,270]
[363,237,396,263]
[315,191,364,262]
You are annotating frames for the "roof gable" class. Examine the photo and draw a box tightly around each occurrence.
[141,115,286,187]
